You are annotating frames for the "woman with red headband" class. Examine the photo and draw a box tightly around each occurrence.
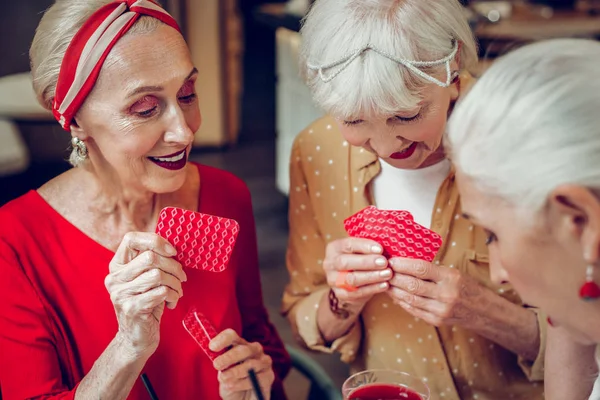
[0,1,290,399]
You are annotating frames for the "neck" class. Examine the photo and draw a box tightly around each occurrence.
[78,163,163,232]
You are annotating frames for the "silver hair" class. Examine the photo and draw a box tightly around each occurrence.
[30,0,164,166]
[300,0,478,119]
[446,38,600,213]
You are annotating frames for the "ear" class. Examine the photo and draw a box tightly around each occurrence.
[449,59,461,101]
[70,118,88,141]
[549,185,600,263]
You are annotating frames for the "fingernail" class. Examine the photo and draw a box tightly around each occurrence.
[380,269,392,277]
[168,246,177,256]
[375,257,387,267]
[371,245,383,254]
[379,282,388,289]
[184,273,188,282]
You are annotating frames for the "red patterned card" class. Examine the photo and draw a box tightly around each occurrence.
[344,207,442,262]
[155,207,240,272]
[182,307,224,362]
[344,206,412,237]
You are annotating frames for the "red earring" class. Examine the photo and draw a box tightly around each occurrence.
[579,265,600,301]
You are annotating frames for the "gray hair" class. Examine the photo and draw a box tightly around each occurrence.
[30,0,164,166]
[300,0,478,119]
[446,38,600,213]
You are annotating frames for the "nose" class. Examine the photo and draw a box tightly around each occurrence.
[369,134,403,158]
[489,250,510,286]
[163,106,195,144]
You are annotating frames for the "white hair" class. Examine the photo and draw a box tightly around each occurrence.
[300,0,478,119]
[30,0,163,166]
[446,38,600,213]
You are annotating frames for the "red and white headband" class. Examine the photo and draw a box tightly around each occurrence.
[52,0,181,131]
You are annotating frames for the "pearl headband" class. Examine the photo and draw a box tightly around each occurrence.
[307,40,460,88]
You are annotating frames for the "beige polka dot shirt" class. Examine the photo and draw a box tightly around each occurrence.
[281,116,546,400]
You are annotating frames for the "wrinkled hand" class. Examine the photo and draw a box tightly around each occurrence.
[211,329,275,400]
[387,258,484,327]
[105,232,187,356]
[323,238,393,308]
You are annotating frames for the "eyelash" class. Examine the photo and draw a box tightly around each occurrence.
[485,230,497,245]
[397,113,421,123]
[179,93,197,104]
[135,93,197,118]
[342,114,422,126]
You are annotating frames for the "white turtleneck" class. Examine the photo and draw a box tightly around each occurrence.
[371,158,451,228]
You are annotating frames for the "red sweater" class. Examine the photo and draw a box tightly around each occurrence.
[0,163,290,399]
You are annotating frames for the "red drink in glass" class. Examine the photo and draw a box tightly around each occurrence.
[342,370,429,400]
[348,383,423,400]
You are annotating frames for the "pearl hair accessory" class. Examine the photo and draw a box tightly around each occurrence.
[307,40,459,88]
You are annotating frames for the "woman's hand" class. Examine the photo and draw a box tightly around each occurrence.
[104,232,187,357]
[211,329,275,400]
[387,257,483,328]
[323,237,393,309]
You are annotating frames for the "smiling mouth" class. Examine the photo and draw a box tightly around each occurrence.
[390,142,418,160]
[148,149,187,170]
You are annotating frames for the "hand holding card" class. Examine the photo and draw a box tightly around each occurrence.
[344,206,442,262]
[155,207,240,272]
[182,307,224,362]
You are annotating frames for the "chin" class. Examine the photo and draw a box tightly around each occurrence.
[146,171,187,194]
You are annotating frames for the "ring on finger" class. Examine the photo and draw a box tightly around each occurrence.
[336,270,358,292]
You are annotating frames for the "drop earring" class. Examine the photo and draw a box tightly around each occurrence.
[71,137,88,162]
[579,264,600,301]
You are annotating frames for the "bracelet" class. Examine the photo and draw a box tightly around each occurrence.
[328,289,351,320]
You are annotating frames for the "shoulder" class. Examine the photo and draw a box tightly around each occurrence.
[195,163,249,192]
[292,115,354,174]
[192,162,252,212]
[293,115,345,153]
[0,192,45,254]
[0,191,40,230]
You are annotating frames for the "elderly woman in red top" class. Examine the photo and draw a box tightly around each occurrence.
[0,1,290,399]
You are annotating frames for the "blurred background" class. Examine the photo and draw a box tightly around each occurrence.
[0,0,599,398]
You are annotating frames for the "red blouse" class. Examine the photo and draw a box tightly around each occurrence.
[0,163,290,399]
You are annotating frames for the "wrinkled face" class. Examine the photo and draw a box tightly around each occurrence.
[457,172,600,344]
[74,24,201,194]
[336,82,456,169]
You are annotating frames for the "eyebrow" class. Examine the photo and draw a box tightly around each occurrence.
[126,67,198,99]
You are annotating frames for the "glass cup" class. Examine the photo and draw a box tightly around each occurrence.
[342,370,430,400]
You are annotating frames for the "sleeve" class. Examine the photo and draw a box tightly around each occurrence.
[232,183,292,398]
[517,307,546,381]
[280,136,362,364]
[0,236,79,400]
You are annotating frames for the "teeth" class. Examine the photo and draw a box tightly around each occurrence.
[399,143,414,153]
[154,151,185,162]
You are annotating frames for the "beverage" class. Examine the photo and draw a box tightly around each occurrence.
[342,370,429,400]
[348,383,422,400]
